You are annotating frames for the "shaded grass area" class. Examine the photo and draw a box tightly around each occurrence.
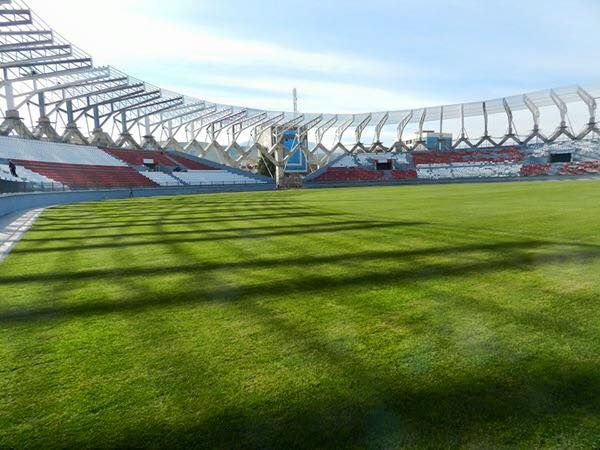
[0,181,599,448]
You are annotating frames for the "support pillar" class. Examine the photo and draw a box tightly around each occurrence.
[61,100,89,145]
[0,81,35,138]
[89,105,115,147]
[274,143,285,189]
[142,116,161,150]
[115,111,141,149]
[33,93,61,141]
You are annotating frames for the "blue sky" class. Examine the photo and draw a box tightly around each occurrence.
[30,0,600,115]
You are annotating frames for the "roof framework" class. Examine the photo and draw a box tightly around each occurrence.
[0,0,599,180]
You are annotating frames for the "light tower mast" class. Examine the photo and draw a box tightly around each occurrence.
[293,88,298,117]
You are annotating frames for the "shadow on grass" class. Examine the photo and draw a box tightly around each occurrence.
[0,240,542,285]
[29,211,343,233]
[13,220,425,254]
[21,220,426,244]
[44,292,600,449]
[36,203,311,224]
[111,366,598,449]
[1,240,598,327]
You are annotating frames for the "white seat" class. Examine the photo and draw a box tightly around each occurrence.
[141,171,184,186]
[173,170,267,185]
[0,163,62,185]
[417,163,523,180]
[0,136,126,166]
[332,152,409,168]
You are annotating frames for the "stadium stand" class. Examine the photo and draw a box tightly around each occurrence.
[412,147,524,165]
[0,136,162,189]
[166,153,217,170]
[0,136,274,191]
[103,148,178,168]
[0,137,126,166]
[313,168,385,182]
[172,170,269,186]
[520,164,552,177]
[13,161,157,189]
[306,141,600,186]
[141,171,185,186]
[0,162,59,185]
[557,161,600,175]
[417,163,523,180]
[391,169,418,180]
[1,133,598,192]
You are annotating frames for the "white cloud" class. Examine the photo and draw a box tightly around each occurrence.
[29,0,402,78]
[26,0,440,113]
[165,74,449,114]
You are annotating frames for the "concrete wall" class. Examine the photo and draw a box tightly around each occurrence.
[0,184,275,218]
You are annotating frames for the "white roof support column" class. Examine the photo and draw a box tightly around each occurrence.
[475,102,496,148]
[206,110,247,142]
[188,107,234,143]
[149,103,207,136]
[549,89,576,141]
[415,108,427,149]
[335,115,354,145]
[394,110,413,151]
[228,111,268,143]
[523,94,540,131]
[576,86,599,139]
[523,94,547,144]
[354,114,372,144]
[315,115,337,145]
[370,112,389,152]
[498,98,521,146]
[251,113,284,144]
[453,104,474,149]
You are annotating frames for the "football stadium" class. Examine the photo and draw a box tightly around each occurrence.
[0,1,599,448]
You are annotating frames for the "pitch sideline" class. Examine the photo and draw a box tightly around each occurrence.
[0,208,46,263]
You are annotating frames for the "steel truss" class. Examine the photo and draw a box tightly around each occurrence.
[0,0,598,187]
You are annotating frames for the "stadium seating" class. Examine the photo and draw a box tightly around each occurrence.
[0,163,58,185]
[313,168,385,182]
[391,169,418,180]
[13,160,157,189]
[330,153,410,168]
[308,142,600,186]
[166,153,217,170]
[412,147,524,165]
[103,148,178,167]
[0,136,126,166]
[557,161,600,175]
[0,164,16,182]
[141,171,185,186]
[520,164,552,177]
[417,163,523,180]
[172,170,269,185]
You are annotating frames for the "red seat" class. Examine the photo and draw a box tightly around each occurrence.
[14,160,158,188]
[520,164,551,177]
[314,168,384,182]
[103,148,177,167]
[167,153,217,170]
[391,169,417,180]
[412,147,524,165]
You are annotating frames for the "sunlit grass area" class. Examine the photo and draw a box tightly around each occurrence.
[0,181,599,448]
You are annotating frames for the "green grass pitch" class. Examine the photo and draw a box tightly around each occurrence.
[0,180,599,448]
